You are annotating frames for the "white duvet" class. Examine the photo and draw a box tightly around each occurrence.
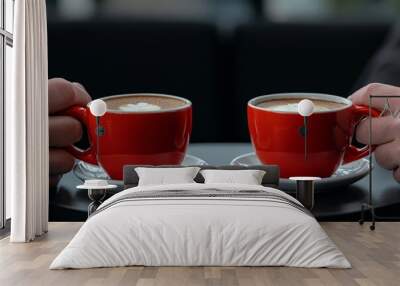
[50,183,350,269]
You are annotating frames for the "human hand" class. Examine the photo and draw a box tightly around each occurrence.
[49,78,92,188]
[349,83,400,182]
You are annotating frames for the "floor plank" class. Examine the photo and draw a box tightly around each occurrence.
[0,222,399,286]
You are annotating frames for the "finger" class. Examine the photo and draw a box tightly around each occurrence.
[356,116,400,145]
[373,139,400,170]
[393,168,400,182]
[73,82,87,92]
[48,78,92,114]
[49,148,75,175]
[349,83,400,110]
[49,116,83,147]
[49,175,62,188]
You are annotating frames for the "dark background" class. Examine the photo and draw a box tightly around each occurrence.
[46,0,397,143]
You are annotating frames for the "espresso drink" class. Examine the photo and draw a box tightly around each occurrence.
[257,98,347,113]
[105,95,187,112]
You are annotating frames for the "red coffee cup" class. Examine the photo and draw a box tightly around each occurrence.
[247,93,380,178]
[62,93,192,180]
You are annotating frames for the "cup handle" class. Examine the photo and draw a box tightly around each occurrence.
[342,104,381,164]
[59,106,98,165]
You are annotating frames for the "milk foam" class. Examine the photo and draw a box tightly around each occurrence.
[266,103,330,112]
[119,102,161,112]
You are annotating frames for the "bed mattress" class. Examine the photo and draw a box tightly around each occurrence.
[50,183,350,269]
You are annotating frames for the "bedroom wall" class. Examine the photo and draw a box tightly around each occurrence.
[45,0,400,222]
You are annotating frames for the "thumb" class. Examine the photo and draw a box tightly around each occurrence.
[48,78,92,114]
[349,83,400,110]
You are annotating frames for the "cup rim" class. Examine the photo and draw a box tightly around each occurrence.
[248,92,352,114]
[94,93,192,114]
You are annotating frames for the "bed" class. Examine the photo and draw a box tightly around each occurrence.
[50,165,350,269]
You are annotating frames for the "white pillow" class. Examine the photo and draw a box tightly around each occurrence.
[135,167,201,186]
[200,169,266,185]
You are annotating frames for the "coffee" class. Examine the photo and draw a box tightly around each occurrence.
[257,98,347,113]
[104,95,187,112]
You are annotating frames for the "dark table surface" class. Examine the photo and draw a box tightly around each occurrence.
[53,143,400,221]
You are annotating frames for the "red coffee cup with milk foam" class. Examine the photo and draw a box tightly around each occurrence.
[248,93,380,178]
[62,93,192,180]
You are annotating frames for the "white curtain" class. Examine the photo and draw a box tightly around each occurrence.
[8,0,49,242]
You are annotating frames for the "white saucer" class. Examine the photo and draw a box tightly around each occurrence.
[230,152,371,193]
[73,154,208,186]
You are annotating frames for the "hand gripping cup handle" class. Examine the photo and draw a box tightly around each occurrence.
[342,104,380,164]
[59,106,98,165]
[59,100,107,165]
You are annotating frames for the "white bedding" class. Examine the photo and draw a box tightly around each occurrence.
[50,183,351,269]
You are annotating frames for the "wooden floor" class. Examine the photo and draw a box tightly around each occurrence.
[0,222,399,286]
